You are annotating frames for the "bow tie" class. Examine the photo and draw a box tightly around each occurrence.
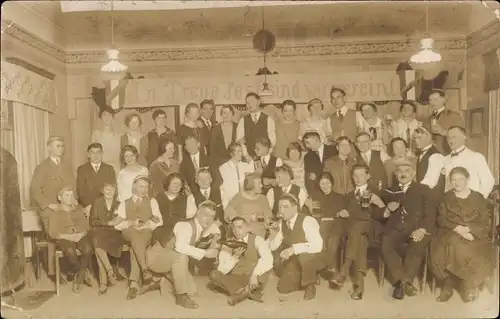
[399,183,410,190]
[431,110,440,118]
[450,148,465,157]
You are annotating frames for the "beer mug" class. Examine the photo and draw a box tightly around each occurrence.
[360,190,372,209]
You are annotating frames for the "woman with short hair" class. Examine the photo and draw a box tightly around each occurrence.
[274,100,300,159]
[117,145,149,202]
[149,139,179,197]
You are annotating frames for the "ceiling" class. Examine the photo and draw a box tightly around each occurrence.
[59,1,495,51]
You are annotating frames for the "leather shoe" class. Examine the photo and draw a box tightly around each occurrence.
[175,294,199,309]
[228,288,251,306]
[139,280,162,296]
[303,284,316,300]
[98,284,108,296]
[126,287,138,300]
[392,281,405,300]
[249,290,264,303]
[405,283,418,297]
[329,272,346,286]
[436,287,453,302]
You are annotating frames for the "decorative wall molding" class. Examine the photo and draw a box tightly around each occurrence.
[1,20,66,62]
[467,20,500,49]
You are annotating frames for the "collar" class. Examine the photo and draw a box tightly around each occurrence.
[132,195,142,202]
[288,213,299,226]
[251,111,261,117]
[362,149,372,157]
[201,187,211,193]
[355,184,368,193]
[201,116,211,123]
[241,234,249,243]
[399,182,412,190]
[50,156,60,164]
[317,143,325,155]
[421,144,433,153]
[91,161,101,167]
[261,154,270,162]
[433,107,445,115]
[281,184,292,192]
[191,152,200,158]
[336,106,348,116]
[451,145,466,155]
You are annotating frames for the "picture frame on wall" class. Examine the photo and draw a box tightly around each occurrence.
[468,107,486,138]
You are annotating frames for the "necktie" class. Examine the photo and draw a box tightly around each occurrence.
[363,153,369,164]
[399,184,408,192]
[287,221,293,230]
[315,150,321,162]
[338,110,344,121]
[205,120,211,129]
[252,113,258,123]
[406,128,411,144]
[203,189,209,199]
[235,164,242,191]
[94,165,100,173]
[192,156,199,170]
[54,158,60,165]
[431,110,439,119]
[261,157,267,168]
[355,188,361,198]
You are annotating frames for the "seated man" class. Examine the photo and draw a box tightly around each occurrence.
[253,136,283,195]
[267,193,324,300]
[41,186,93,293]
[267,164,307,217]
[145,200,221,309]
[330,164,386,300]
[380,159,435,299]
[209,217,273,306]
[114,176,163,300]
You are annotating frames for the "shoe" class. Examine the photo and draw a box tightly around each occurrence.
[113,267,126,282]
[98,284,108,296]
[72,280,81,293]
[436,287,453,302]
[392,281,405,300]
[175,294,199,309]
[350,284,363,300]
[142,270,153,285]
[83,269,95,287]
[405,283,418,297]
[249,290,264,303]
[303,284,316,300]
[329,272,346,286]
[460,288,477,303]
[228,288,251,306]
[126,287,138,300]
[139,279,163,296]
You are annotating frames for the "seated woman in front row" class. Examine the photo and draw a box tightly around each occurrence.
[89,183,126,295]
[41,186,94,293]
[429,166,495,303]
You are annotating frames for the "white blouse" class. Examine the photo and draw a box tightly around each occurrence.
[117,165,149,202]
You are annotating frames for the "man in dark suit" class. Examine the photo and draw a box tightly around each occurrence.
[380,159,436,300]
[354,132,389,190]
[323,136,357,195]
[76,143,117,216]
[303,131,337,200]
[330,164,386,300]
[180,135,212,194]
[199,99,217,155]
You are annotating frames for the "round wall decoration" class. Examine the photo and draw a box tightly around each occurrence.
[253,29,276,53]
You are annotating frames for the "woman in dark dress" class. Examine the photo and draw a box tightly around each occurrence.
[209,105,237,168]
[89,183,126,295]
[155,173,188,229]
[177,103,203,154]
[149,139,179,197]
[429,167,495,303]
[313,172,348,274]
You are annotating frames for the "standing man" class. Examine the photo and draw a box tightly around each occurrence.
[209,217,273,306]
[442,126,495,198]
[267,193,324,300]
[236,92,276,158]
[199,99,216,154]
[76,142,116,216]
[328,87,358,142]
[145,201,221,309]
[323,136,357,195]
[179,135,212,194]
[141,110,178,167]
[30,136,76,278]
[354,132,389,190]
[426,89,464,155]
[114,176,163,300]
[380,160,435,300]
[303,131,338,200]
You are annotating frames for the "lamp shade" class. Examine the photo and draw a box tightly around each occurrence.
[410,38,442,64]
[101,49,128,73]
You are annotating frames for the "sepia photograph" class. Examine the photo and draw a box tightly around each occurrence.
[1,1,499,318]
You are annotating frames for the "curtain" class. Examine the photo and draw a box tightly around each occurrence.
[483,49,500,92]
[12,102,49,209]
[487,89,500,183]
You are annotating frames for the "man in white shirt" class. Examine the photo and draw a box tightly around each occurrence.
[267,193,324,300]
[443,126,494,198]
[219,142,255,208]
[236,92,276,158]
[145,201,221,309]
[267,165,307,216]
[114,176,163,300]
[209,217,273,306]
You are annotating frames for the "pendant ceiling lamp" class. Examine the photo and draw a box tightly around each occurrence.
[254,6,275,98]
[101,1,128,73]
[410,1,441,65]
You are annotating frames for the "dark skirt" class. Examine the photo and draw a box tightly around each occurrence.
[429,228,495,287]
[90,226,126,258]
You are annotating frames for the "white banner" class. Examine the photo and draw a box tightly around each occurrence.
[0,62,57,113]
[124,71,402,108]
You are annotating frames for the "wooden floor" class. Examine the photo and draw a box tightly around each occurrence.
[2,265,499,319]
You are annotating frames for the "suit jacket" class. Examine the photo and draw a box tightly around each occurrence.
[304,144,338,199]
[427,109,464,155]
[30,158,76,211]
[199,117,216,152]
[344,185,385,222]
[209,122,237,167]
[381,182,437,234]
[323,155,356,195]
[180,151,212,193]
[76,162,116,208]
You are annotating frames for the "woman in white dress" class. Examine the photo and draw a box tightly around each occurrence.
[117,145,149,202]
[357,102,390,152]
[91,108,121,174]
[298,98,331,144]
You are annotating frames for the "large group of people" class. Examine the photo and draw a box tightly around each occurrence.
[29,87,497,309]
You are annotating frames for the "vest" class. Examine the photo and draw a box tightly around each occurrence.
[243,113,269,157]
[272,184,301,215]
[155,192,187,226]
[358,150,387,189]
[124,197,153,221]
[329,109,358,140]
[260,155,278,179]
[230,233,259,276]
[164,218,198,250]
[281,213,307,249]
[193,188,224,221]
